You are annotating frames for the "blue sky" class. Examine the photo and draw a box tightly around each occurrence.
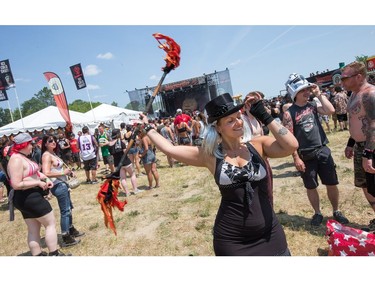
[0,2,373,113]
[2,25,374,112]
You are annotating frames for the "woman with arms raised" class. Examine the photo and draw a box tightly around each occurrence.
[139,93,298,256]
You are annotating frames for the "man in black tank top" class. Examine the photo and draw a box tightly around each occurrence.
[283,73,349,227]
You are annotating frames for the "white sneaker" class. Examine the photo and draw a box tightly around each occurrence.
[133,189,144,195]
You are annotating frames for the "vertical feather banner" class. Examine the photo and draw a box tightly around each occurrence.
[43,72,72,132]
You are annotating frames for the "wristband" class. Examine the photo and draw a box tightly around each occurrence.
[144,124,153,133]
[362,149,374,159]
[346,137,355,148]
[61,169,65,176]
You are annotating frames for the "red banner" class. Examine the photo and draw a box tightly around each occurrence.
[367,56,375,73]
[43,72,72,128]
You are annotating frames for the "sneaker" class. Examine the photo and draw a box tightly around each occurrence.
[49,249,72,256]
[133,189,144,195]
[69,226,85,238]
[36,251,48,256]
[369,219,375,231]
[362,219,375,232]
[333,211,349,224]
[61,233,81,248]
[311,214,323,227]
[91,179,98,184]
[85,179,92,184]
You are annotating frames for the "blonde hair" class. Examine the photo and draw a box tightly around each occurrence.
[343,61,367,77]
[202,115,252,159]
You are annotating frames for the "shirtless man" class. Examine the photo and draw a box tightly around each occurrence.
[342,61,375,231]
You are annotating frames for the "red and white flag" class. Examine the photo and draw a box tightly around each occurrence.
[43,72,72,126]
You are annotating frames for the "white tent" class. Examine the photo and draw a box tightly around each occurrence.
[0,106,93,137]
[83,104,142,127]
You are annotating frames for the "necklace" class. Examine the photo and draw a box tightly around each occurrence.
[224,145,242,158]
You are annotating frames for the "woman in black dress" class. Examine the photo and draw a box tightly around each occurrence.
[138,93,298,256]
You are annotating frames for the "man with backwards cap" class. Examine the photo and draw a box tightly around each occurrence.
[282,73,349,227]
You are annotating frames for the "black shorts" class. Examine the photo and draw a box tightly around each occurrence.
[72,152,80,163]
[299,146,339,189]
[83,157,97,171]
[103,155,114,165]
[61,151,72,163]
[336,113,348,122]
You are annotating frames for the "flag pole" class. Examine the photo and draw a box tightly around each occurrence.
[6,100,14,122]
[13,88,25,129]
[85,87,96,122]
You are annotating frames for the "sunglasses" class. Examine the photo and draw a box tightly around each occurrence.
[47,139,55,143]
[340,73,358,81]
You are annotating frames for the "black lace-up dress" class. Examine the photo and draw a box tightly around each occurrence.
[213,143,288,256]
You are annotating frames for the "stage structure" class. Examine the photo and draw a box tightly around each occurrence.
[126,68,233,117]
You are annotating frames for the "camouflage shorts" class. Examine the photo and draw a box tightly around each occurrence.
[354,142,366,188]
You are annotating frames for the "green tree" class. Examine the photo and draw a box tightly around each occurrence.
[355,55,368,64]
[0,107,13,127]
[69,99,101,113]
[111,101,118,107]
[22,87,55,116]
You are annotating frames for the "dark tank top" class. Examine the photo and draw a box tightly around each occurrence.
[212,142,287,256]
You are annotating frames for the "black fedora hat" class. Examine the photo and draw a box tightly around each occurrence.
[205,93,244,124]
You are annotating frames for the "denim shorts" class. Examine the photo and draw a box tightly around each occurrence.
[128,147,138,155]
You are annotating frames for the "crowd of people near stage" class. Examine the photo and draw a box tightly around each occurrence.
[0,61,374,256]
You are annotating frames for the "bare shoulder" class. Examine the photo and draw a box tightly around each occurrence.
[249,138,265,154]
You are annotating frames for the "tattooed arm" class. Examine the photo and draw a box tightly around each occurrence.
[362,89,375,174]
[255,112,298,159]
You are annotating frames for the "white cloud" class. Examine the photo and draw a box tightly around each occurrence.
[14,78,31,83]
[149,74,158,80]
[87,84,100,90]
[93,94,107,99]
[97,52,114,59]
[84,65,102,76]
[229,59,241,67]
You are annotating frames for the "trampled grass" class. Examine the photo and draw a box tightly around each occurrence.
[0,128,373,256]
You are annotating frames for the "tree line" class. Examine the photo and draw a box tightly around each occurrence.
[0,87,123,127]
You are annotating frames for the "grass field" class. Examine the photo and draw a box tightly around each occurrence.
[0,128,374,257]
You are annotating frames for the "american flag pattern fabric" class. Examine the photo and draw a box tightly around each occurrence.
[326,219,375,256]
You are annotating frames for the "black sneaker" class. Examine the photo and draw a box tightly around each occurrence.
[85,179,92,184]
[362,219,375,232]
[311,214,323,227]
[69,226,86,238]
[333,211,349,224]
[48,249,72,256]
[61,233,81,248]
[36,251,48,256]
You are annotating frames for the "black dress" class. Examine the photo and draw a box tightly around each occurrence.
[213,142,288,256]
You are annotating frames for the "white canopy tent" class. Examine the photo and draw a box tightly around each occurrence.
[83,104,142,128]
[0,106,93,137]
